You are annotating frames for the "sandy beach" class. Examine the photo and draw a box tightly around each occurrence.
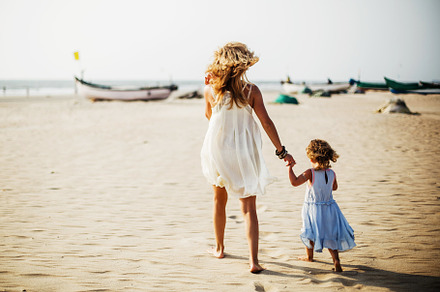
[1,89,439,291]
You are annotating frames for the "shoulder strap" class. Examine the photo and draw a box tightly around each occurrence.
[247,84,253,99]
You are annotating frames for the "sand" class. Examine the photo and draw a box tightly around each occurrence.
[1,90,439,291]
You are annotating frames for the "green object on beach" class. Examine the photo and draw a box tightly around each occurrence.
[384,77,423,91]
[274,94,299,104]
[356,81,388,90]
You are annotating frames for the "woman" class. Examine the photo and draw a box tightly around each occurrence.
[201,42,295,273]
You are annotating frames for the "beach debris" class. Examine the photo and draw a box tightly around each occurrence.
[310,90,331,98]
[376,98,418,114]
[177,90,203,99]
[274,94,299,104]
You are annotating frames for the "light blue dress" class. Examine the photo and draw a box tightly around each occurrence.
[300,168,356,252]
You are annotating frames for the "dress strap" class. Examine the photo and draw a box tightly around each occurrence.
[247,84,253,100]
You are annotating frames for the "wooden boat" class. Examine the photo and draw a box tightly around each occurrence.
[356,81,388,91]
[282,77,350,94]
[282,82,309,94]
[384,77,422,91]
[385,77,440,94]
[420,81,440,88]
[306,81,351,93]
[75,77,178,101]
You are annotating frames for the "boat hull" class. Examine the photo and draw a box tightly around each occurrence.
[283,82,350,94]
[75,77,177,101]
[356,81,388,91]
[390,88,440,95]
[384,77,422,91]
[282,83,307,94]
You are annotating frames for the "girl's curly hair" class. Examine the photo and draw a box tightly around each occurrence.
[206,42,259,108]
[306,139,339,170]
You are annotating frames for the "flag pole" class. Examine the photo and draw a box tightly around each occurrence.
[73,51,81,94]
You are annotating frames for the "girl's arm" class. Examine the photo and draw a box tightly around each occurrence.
[289,166,311,187]
[250,85,295,166]
[204,86,213,120]
[333,173,338,191]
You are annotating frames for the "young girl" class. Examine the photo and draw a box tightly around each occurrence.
[201,42,295,273]
[288,139,355,272]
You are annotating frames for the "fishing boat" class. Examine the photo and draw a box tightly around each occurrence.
[282,77,350,94]
[384,77,422,91]
[282,82,309,94]
[306,80,351,93]
[420,81,440,88]
[355,81,388,91]
[75,77,178,101]
[384,77,440,94]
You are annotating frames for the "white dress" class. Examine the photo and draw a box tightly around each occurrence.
[200,85,275,198]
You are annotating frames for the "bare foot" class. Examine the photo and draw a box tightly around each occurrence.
[298,256,314,262]
[332,261,343,272]
[207,247,224,259]
[250,263,266,274]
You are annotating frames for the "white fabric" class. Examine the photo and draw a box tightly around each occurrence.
[201,85,275,198]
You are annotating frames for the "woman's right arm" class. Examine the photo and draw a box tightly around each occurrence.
[204,86,212,120]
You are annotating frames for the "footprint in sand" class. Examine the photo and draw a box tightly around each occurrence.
[253,281,266,292]
[228,215,243,224]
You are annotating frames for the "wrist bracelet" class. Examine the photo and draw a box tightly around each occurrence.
[275,146,288,159]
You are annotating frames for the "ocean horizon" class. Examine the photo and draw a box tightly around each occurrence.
[0,79,288,97]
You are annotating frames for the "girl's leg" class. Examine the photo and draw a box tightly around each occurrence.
[299,241,314,262]
[240,196,265,273]
[211,186,227,258]
[328,249,342,272]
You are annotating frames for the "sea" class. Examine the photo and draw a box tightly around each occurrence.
[0,79,284,97]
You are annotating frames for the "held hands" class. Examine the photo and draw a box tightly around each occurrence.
[284,154,295,167]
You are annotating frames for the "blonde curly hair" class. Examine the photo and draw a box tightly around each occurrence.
[306,139,339,170]
[206,42,259,108]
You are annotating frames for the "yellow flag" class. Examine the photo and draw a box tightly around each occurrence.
[74,51,80,60]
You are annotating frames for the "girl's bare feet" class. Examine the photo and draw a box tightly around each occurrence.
[333,261,343,272]
[207,246,224,259]
[250,263,265,274]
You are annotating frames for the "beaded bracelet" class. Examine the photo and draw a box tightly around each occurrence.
[275,146,288,159]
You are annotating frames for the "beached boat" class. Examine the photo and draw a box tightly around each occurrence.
[384,77,422,91]
[307,81,351,93]
[356,81,388,91]
[282,77,350,94]
[282,82,309,94]
[75,77,178,101]
[420,81,440,88]
[385,77,440,94]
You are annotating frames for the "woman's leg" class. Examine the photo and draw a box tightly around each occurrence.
[240,196,265,273]
[328,249,342,272]
[212,186,228,258]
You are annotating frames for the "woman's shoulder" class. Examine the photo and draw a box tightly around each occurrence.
[204,85,215,104]
[245,83,262,107]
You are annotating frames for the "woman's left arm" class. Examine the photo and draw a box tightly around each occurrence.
[251,85,295,166]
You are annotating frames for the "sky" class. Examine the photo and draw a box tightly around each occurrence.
[0,0,439,82]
